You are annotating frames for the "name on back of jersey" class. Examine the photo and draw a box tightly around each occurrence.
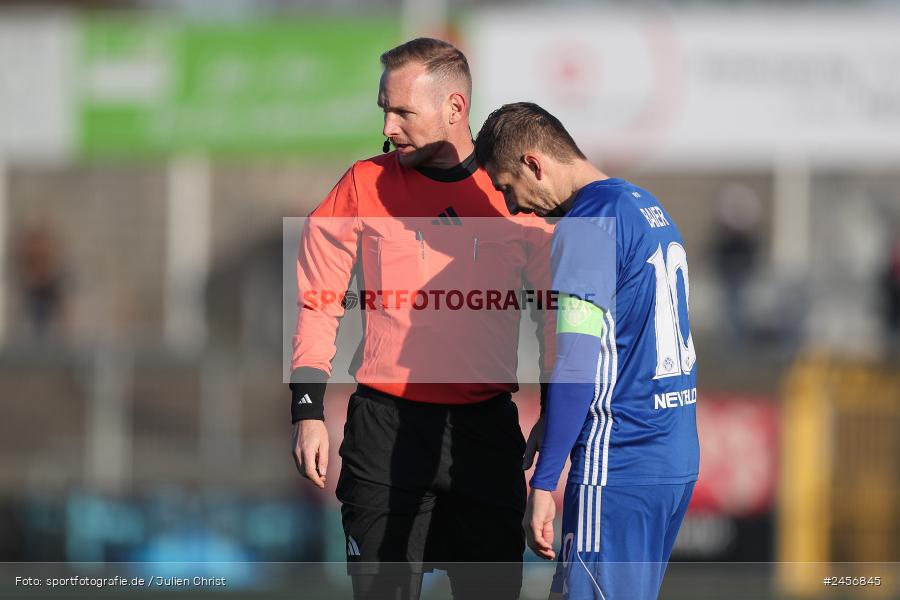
[640,206,670,229]
[654,386,697,410]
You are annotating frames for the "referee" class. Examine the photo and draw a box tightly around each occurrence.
[289,39,555,600]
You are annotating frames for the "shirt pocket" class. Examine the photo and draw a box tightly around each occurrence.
[375,237,426,309]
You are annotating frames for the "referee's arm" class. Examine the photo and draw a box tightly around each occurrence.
[290,165,361,488]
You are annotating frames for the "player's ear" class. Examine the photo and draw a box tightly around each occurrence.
[522,153,543,180]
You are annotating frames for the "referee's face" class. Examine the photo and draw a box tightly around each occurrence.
[379,63,449,168]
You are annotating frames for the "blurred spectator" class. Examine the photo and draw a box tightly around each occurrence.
[882,230,900,358]
[712,183,762,346]
[13,220,66,341]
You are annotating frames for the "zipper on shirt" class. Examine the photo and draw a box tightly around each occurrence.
[473,236,478,262]
[416,230,425,259]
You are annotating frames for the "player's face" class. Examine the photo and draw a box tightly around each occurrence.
[379,63,449,168]
[489,165,556,216]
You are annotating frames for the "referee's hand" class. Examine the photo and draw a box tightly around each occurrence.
[291,420,329,489]
[525,489,556,560]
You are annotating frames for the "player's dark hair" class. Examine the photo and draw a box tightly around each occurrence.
[380,38,472,102]
[475,102,586,173]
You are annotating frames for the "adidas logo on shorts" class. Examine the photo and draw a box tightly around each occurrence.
[297,394,312,405]
[347,536,361,557]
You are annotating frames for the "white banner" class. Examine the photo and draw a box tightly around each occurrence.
[467,8,900,168]
[0,12,73,162]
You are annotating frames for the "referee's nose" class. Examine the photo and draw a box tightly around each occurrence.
[383,114,401,140]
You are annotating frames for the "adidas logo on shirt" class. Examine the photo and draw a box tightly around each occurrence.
[347,536,361,557]
[297,394,312,405]
[431,206,462,226]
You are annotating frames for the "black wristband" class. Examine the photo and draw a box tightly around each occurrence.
[539,382,549,415]
[289,367,328,423]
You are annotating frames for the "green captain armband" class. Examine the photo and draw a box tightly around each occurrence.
[556,294,605,337]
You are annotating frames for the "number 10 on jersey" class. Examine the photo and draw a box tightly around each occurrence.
[648,242,696,379]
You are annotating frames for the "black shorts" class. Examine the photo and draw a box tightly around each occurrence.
[336,385,527,575]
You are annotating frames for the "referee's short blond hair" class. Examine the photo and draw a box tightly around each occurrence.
[380,38,472,104]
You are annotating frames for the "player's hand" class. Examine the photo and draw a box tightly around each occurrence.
[522,415,545,469]
[291,420,329,489]
[525,488,556,560]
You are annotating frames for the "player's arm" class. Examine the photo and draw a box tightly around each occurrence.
[532,216,616,487]
[290,165,361,488]
[526,294,605,559]
[531,293,605,491]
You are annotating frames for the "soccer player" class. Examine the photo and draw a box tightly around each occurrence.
[475,103,699,599]
[290,42,555,600]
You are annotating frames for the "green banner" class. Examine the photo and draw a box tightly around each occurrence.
[77,15,400,158]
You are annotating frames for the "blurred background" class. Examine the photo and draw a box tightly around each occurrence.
[0,0,899,598]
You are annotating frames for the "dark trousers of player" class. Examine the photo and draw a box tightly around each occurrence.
[336,385,527,600]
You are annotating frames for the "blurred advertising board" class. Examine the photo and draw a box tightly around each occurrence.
[0,12,399,161]
[77,15,399,159]
[692,395,779,517]
[467,8,900,169]
[676,394,779,560]
[6,9,900,165]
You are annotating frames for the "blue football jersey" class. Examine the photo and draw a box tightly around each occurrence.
[533,178,699,488]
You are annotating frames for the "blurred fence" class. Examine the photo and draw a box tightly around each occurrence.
[779,353,900,597]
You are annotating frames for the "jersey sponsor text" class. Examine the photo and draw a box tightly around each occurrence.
[653,387,697,410]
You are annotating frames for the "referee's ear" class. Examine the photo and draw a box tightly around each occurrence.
[447,91,468,125]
